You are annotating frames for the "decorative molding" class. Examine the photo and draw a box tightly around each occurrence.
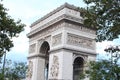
[29,22,65,41]
[50,55,59,79]
[65,23,95,34]
[73,53,88,65]
[27,14,84,38]
[67,8,78,15]
[52,33,62,46]
[67,33,95,49]
[65,14,83,23]
[38,39,44,45]
[30,3,81,27]
[29,44,36,53]
[26,61,33,80]
[45,35,51,43]
[27,54,46,59]
[28,15,65,38]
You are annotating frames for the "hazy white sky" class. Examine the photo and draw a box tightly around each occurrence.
[1,0,120,62]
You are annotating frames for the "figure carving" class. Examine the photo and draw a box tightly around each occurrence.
[52,33,62,46]
[65,23,95,34]
[30,22,65,41]
[29,44,36,53]
[50,55,59,79]
[29,14,85,41]
[26,61,33,80]
[67,33,94,49]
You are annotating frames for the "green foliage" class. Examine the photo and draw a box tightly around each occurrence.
[86,60,120,80]
[81,0,120,79]
[0,59,27,80]
[0,73,4,80]
[84,46,120,80]
[0,1,25,56]
[82,0,120,42]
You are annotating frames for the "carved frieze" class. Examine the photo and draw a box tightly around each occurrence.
[67,9,78,15]
[28,14,85,41]
[65,23,95,34]
[52,33,62,46]
[26,61,33,80]
[29,44,36,53]
[45,36,51,43]
[65,14,83,23]
[50,55,59,79]
[38,39,44,45]
[37,36,51,45]
[67,33,95,49]
[29,22,65,41]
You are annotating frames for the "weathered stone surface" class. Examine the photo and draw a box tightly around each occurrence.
[27,3,96,80]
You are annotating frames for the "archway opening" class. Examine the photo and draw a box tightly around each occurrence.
[73,57,84,80]
[40,41,50,80]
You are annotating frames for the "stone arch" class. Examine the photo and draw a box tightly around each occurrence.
[73,56,84,80]
[39,41,50,80]
[73,55,85,63]
[40,41,50,54]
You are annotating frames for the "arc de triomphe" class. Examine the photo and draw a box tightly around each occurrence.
[27,3,96,80]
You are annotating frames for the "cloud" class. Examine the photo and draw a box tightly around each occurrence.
[96,41,115,60]
[6,31,28,62]
[97,41,114,54]
[2,1,42,22]
[2,0,120,62]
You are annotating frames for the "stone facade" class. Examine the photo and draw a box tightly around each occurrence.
[27,3,96,80]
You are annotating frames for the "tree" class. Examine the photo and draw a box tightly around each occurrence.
[0,0,25,57]
[0,59,27,80]
[86,60,120,80]
[84,45,120,80]
[82,0,120,42]
[80,0,120,79]
[10,62,27,79]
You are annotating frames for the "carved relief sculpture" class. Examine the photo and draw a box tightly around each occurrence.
[65,23,95,34]
[29,44,36,53]
[67,33,94,49]
[52,33,62,46]
[50,55,59,79]
[26,61,33,80]
[29,22,65,41]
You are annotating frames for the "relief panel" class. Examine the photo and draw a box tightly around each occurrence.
[52,33,62,46]
[29,44,36,53]
[26,61,33,80]
[29,22,65,41]
[50,55,59,79]
[67,33,95,49]
[65,23,95,34]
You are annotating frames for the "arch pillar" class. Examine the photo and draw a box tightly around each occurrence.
[35,56,45,80]
[48,49,73,80]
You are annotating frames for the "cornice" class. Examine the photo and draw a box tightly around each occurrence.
[49,47,97,56]
[27,54,46,59]
[30,3,81,27]
[27,14,83,38]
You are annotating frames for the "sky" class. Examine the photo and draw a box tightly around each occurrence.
[1,0,120,62]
